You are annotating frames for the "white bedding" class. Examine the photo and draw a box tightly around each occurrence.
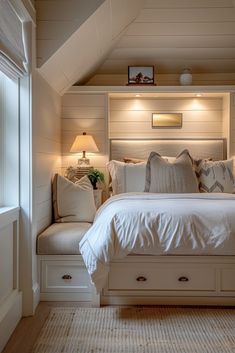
[79,193,235,291]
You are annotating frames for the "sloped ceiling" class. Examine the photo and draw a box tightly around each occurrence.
[36,0,144,94]
[37,0,235,92]
[36,0,105,67]
[95,0,235,76]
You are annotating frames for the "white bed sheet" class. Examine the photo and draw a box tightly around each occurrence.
[79,193,235,291]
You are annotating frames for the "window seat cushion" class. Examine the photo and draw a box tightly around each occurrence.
[37,222,92,255]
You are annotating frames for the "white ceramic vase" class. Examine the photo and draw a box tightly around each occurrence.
[180,68,192,86]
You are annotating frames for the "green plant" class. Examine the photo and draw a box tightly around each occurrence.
[87,169,104,189]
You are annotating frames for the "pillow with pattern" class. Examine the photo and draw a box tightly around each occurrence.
[145,149,199,193]
[194,159,234,193]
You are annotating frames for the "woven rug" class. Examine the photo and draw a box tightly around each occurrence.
[32,306,235,353]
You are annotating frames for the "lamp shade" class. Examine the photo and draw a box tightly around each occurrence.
[70,132,99,153]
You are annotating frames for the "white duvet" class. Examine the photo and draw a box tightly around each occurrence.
[79,193,235,291]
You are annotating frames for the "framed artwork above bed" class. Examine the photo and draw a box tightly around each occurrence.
[152,113,183,128]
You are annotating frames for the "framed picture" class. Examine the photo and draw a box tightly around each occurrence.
[152,113,183,128]
[128,66,154,85]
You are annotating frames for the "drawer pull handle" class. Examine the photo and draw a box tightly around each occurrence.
[62,274,72,280]
[136,276,147,282]
[178,276,189,282]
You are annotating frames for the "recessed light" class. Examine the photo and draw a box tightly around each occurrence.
[135,94,141,97]
[196,93,202,97]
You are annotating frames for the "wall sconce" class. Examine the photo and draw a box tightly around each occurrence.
[70,132,99,166]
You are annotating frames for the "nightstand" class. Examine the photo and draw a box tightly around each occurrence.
[93,189,103,209]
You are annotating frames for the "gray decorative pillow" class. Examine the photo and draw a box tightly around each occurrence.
[145,149,199,193]
[194,159,234,193]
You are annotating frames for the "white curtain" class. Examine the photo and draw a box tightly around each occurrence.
[0,0,30,80]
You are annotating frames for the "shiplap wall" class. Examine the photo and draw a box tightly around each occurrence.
[96,0,235,79]
[33,72,61,234]
[61,93,108,180]
[109,97,223,139]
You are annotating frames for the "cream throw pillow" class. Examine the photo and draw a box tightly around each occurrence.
[107,160,146,195]
[194,159,234,193]
[145,149,199,193]
[53,174,96,223]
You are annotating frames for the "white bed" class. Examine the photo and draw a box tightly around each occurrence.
[80,138,235,306]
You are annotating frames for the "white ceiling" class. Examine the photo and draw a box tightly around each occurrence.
[36,0,105,67]
[36,0,143,94]
[36,0,235,93]
[95,0,235,76]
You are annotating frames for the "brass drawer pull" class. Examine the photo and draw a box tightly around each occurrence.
[178,276,189,282]
[136,276,147,282]
[62,274,72,280]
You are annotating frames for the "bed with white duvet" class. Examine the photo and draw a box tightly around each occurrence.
[80,192,235,292]
[80,139,235,304]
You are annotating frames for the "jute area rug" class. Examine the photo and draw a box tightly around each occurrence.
[32,306,235,353]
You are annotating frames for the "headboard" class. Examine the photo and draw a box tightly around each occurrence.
[110,138,227,161]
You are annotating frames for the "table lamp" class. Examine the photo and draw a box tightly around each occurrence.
[70,132,99,166]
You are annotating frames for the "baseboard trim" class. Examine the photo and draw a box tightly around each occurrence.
[0,290,22,352]
[40,292,92,302]
[101,295,235,306]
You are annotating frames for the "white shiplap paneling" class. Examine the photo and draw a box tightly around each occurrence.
[36,0,105,66]
[109,97,223,139]
[33,72,61,234]
[92,0,235,83]
[61,93,108,180]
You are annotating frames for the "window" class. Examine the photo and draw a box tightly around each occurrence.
[0,71,19,207]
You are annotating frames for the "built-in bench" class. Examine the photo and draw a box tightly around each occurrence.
[37,222,100,305]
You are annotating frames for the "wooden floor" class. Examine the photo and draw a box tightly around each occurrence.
[2,302,91,353]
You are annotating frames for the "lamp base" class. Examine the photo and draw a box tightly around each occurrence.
[65,165,93,183]
[78,157,90,166]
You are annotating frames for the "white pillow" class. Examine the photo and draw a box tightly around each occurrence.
[106,160,146,195]
[52,174,96,222]
[195,159,234,193]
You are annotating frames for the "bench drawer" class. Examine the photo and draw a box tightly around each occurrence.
[108,263,216,292]
[41,260,92,293]
[221,268,235,291]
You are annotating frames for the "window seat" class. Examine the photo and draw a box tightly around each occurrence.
[37,222,99,305]
[37,222,92,255]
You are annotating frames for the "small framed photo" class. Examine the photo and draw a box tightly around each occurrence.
[128,66,155,85]
[152,113,183,128]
